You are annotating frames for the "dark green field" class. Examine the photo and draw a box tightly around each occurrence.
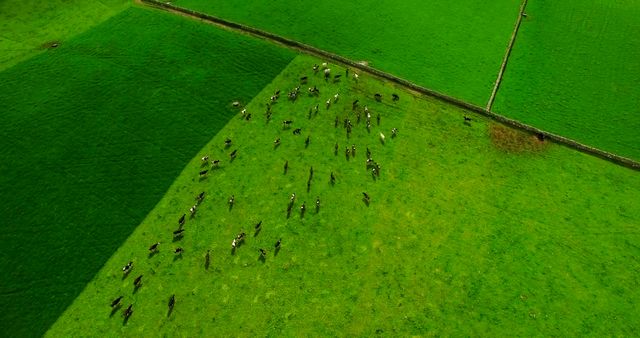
[48,55,640,337]
[0,6,294,337]
[177,0,522,106]
[494,0,640,161]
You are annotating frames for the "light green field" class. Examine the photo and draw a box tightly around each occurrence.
[0,0,130,71]
[48,55,640,336]
[0,6,294,337]
[494,0,640,160]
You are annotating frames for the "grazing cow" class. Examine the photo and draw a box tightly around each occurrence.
[300,76,308,84]
[275,238,282,250]
[316,197,321,212]
[362,192,370,203]
[379,132,386,144]
[333,74,342,82]
[334,142,339,155]
[123,304,133,320]
[212,159,220,167]
[354,73,359,81]
[391,128,398,137]
[224,138,232,147]
[228,195,235,206]
[134,275,143,288]
[168,294,175,312]
[174,247,184,255]
[201,155,209,163]
[122,261,133,275]
[313,64,319,72]
[271,95,278,102]
[274,137,281,147]
[283,120,293,128]
[196,192,205,202]
[254,220,262,234]
[351,144,356,156]
[111,296,123,308]
[293,128,302,135]
[352,99,359,109]
[189,205,197,216]
[241,108,247,117]
[205,250,210,269]
[305,136,310,147]
[284,160,289,174]
[464,116,472,122]
[326,98,331,109]
[334,116,339,128]
[392,93,399,101]
[377,113,380,125]
[259,248,267,259]
[290,193,296,203]
[178,214,186,226]
[229,149,238,159]
[173,228,185,238]
[346,68,349,77]
[245,113,252,121]
[322,62,328,69]
[345,147,351,159]
[300,202,306,216]
[314,104,319,114]
[334,93,339,102]
[324,68,331,79]
[199,170,208,177]
[374,93,382,102]
[366,147,372,159]
[149,242,160,252]
[232,101,240,107]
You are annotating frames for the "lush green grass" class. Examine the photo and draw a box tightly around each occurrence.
[175,0,522,106]
[48,55,640,336]
[494,0,640,160]
[0,0,131,71]
[0,7,294,337]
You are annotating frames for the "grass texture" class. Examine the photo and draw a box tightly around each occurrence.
[0,0,130,71]
[494,0,640,160]
[0,7,294,337]
[175,0,522,106]
[48,55,640,337]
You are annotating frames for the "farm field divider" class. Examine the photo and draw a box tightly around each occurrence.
[486,0,528,111]
[140,0,640,171]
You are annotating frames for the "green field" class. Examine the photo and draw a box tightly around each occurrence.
[0,0,130,71]
[176,0,522,106]
[48,55,640,337]
[0,6,294,337]
[493,0,640,160]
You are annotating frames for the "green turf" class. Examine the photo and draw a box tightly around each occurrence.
[0,0,131,72]
[175,0,522,106]
[0,6,294,337]
[493,0,640,161]
[48,54,640,337]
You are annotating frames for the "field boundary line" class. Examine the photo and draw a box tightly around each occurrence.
[138,0,640,171]
[486,0,528,111]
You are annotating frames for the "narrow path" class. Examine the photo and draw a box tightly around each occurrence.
[137,0,640,171]
[486,0,529,111]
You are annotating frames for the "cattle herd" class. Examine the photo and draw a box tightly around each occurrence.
[110,61,402,325]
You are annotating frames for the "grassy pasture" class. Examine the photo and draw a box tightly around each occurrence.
[494,0,640,160]
[0,7,294,337]
[175,0,522,106]
[0,0,130,72]
[49,55,640,337]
